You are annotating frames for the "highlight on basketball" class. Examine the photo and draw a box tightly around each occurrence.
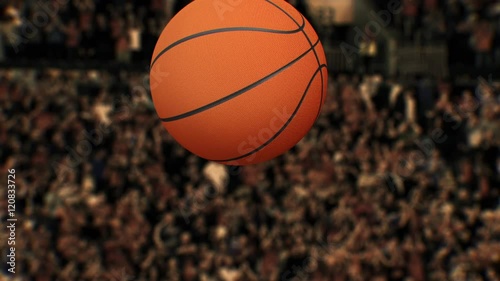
[1,0,499,280]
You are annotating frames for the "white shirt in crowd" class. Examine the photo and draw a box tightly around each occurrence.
[129,27,142,51]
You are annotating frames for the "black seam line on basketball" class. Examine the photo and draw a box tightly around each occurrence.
[266,0,325,123]
[208,64,327,163]
[315,71,325,121]
[265,0,321,67]
[159,38,320,122]
[150,18,306,68]
[315,68,325,120]
[317,62,325,120]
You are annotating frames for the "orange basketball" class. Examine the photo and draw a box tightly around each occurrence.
[150,0,328,166]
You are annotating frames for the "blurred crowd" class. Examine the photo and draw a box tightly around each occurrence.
[1,0,500,69]
[358,0,500,68]
[0,67,499,281]
[315,0,500,71]
[1,0,500,281]
[0,0,194,63]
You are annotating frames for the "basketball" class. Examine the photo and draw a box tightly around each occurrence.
[150,0,328,165]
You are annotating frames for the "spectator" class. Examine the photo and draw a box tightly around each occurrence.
[400,0,420,42]
[358,27,378,74]
[65,20,80,60]
[471,19,494,67]
[115,30,130,63]
[128,18,142,62]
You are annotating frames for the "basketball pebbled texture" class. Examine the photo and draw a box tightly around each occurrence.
[150,0,328,165]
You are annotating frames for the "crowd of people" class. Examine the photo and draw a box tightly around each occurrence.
[0,0,193,63]
[1,0,500,69]
[387,0,500,67]
[0,0,499,280]
[0,67,499,280]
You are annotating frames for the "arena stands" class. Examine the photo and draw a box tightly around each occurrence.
[0,0,499,281]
